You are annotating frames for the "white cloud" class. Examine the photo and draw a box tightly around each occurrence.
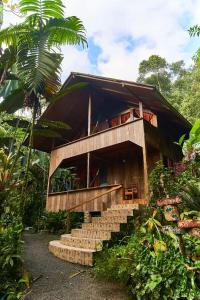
[64,0,200,80]
[2,0,200,81]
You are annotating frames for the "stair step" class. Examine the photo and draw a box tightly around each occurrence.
[102,209,134,217]
[92,215,127,224]
[120,199,148,205]
[48,199,142,266]
[71,228,112,240]
[60,234,103,250]
[82,222,121,232]
[111,204,139,210]
[49,240,95,266]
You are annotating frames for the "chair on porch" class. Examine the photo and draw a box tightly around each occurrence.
[124,184,138,200]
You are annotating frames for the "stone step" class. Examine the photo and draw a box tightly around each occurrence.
[60,234,103,250]
[110,203,139,210]
[71,228,112,240]
[102,209,134,217]
[49,240,95,266]
[92,215,128,224]
[120,199,148,205]
[82,222,121,232]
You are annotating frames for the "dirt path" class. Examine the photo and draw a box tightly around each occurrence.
[23,232,129,300]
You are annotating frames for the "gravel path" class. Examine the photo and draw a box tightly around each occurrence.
[23,232,129,300]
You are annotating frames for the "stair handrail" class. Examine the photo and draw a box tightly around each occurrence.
[67,184,122,212]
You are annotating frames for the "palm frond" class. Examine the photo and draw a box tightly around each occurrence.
[38,119,71,130]
[33,128,62,138]
[189,25,200,37]
[49,82,88,104]
[19,0,65,20]
[17,31,62,95]
[46,17,87,47]
[45,16,87,47]
[0,24,29,46]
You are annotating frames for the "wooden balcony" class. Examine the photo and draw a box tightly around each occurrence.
[49,118,145,177]
[47,184,123,212]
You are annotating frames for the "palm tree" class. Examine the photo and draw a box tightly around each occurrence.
[0,0,87,191]
[0,0,87,113]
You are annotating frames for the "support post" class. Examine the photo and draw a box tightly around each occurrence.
[141,118,149,202]
[87,152,90,188]
[88,94,92,136]
[142,145,149,201]
[85,93,92,222]
[139,101,143,118]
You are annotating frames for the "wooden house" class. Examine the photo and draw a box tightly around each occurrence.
[32,72,190,265]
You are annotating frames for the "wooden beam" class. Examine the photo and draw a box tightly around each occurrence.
[139,101,143,118]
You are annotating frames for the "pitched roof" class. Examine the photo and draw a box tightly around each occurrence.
[31,72,191,152]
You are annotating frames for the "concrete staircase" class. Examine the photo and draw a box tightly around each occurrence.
[49,203,139,266]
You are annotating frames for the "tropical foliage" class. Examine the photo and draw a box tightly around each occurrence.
[0,0,87,114]
[137,54,200,123]
[95,121,200,299]
[0,0,87,298]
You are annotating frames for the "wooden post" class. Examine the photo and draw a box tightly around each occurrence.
[142,145,149,201]
[87,152,90,188]
[141,118,149,202]
[87,93,92,188]
[88,94,92,136]
[139,101,143,118]
[85,93,92,222]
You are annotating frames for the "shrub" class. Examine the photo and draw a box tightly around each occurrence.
[0,213,25,300]
[95,228,200,299]
[40,210,83,234]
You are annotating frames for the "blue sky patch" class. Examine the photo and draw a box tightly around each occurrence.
[88,37,102,65]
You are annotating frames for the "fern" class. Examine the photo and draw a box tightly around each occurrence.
[181,182,200,211]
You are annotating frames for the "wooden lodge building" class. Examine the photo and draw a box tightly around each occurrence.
[33,72,190,212]
[32,72,191,265]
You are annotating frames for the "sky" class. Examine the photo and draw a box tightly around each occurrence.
[3,0,200,82]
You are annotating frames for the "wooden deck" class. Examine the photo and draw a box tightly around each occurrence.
[46,184,123,212]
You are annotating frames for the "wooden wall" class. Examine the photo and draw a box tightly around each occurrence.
[46,185,123,212]
[106,148,144,198]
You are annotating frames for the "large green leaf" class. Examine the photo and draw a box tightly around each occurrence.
[190,120,200,136]
[0,88,25,113]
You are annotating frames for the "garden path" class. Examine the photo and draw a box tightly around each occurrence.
[23,232,129,300]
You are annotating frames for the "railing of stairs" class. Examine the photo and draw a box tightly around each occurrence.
[67,184,123,212]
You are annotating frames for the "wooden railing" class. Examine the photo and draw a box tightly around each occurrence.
[67,185,122,212]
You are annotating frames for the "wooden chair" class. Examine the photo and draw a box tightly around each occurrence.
[124,184,138,200]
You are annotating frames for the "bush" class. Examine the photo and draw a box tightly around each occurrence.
[95,228,200,299]
[0,213,25,300]
[40,210,83,234]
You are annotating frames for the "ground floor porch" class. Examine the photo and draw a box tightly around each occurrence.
[46,141,160,212]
